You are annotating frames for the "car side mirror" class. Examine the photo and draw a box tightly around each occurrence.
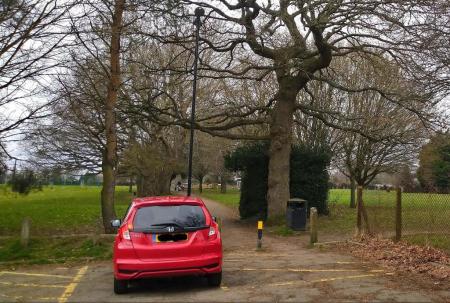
[111,219,121,228]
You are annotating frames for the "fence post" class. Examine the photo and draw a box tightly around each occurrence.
[357,186,363,236]
[21,217,31,247]
[310,207,318,244]
[395,187,402,242]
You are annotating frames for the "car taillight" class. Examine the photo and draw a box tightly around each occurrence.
[208,226,216,237]
[122,229,131,240]
[208,226,218,240]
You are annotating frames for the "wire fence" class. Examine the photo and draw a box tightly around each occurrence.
[327,188,450,252]
[362,189,396,237]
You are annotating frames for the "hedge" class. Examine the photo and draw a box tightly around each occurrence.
[225,142,330,219]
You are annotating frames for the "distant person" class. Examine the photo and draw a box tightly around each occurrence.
[175,181,183,191]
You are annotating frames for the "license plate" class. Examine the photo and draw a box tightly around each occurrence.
[153,233,188,243]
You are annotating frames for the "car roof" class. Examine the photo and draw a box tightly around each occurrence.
[132,196,204,206]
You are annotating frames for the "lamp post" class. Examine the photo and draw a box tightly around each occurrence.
[187,7,205,197]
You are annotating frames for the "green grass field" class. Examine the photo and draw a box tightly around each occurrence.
[0,185,448,264]
[0,185,133,236]
[327,189,450,234]
[0,185,133,264]
[194,188,240,207]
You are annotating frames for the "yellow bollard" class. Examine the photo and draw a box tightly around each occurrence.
[257,220,263,249]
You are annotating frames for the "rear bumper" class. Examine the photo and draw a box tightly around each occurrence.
[114,254,222,280]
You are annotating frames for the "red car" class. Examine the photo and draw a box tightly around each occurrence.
[111,196,222,294]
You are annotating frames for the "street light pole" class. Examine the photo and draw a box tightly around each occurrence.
[187,7,205,197]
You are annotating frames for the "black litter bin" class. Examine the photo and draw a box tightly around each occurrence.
[286,198,308,231]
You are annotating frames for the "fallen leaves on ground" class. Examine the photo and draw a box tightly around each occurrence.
[342,236,450,282]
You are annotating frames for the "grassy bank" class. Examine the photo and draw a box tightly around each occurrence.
[0,185,133,236]
[0,236,113,265]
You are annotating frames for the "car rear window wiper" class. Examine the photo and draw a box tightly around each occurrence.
[150,222,182,227]
[182,225,209,231]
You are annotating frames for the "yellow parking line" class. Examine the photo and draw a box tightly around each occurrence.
[0,293,58,301]
[228,267,363,273]
[0,271,72,279]
[58,266,88,303]
[38,297,60,301]
[0,294,23,301]
[0,281,66,288]
[310,274,378,283]
[268,280,305,287]
[268,273,381,287]
[226,253,291,257]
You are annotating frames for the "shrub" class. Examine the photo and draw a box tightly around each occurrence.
[9,170,42,195]
[225,142,268,219]
[290,145,331,215]
[226,142,331,219]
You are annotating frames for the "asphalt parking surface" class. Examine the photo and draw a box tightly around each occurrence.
[1,198,449,302]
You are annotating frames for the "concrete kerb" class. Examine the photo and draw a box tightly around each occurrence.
[0,234,116,240]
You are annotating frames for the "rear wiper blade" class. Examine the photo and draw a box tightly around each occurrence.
[182,225,209,231]
[150,222,182,227]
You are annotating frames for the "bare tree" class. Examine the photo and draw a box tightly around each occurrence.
[28,58,109,173]
[29,0,128,232]
[143,0,449,218]
[0,0,72,155]
[325,57,430,189]
[99,0,125,233]
[121,131,184,197]
[188,132,234,193]
[28,3,189,231]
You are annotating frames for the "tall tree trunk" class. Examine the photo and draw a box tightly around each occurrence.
[350,177,356,208]
[101,0,124,234]
[139,170,172,197]
[267,87,297,218]
[356,184,371,235]
[136,174,144,196]
[101,152,116,233]
[220,174,227,193]
[199,175,203,193]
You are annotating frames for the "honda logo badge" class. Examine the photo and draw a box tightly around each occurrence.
[167,226,175,232]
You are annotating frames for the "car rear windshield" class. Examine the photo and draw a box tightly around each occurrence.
[133,205,206,229]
